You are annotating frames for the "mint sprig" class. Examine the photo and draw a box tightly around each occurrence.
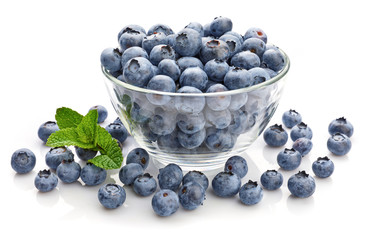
[46,107,123,169]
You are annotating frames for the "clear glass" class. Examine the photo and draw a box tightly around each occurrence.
[102,49,290,171]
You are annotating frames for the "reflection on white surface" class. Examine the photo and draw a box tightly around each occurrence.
[286,195,315,215]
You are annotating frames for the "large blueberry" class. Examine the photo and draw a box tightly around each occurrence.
[152,189,179,217]
[288,171,316,198]
[209,16,233,37]
[11,148,36,174]
[157,163,183,191]
[212,171,241,197]
[34,169,58,192]
[328,117,354,137]
[45,147,74,170]
[204,59,230,83]
[178,181,205,210]
[100,48,122,72]
[98,184,126,209]
[174,28,202,57]
[38,121,59,143]
[223,67,250,90]
[231,51,260,70]
[327,133,351,156]
[199,39,230,64]
[179,67,208,91]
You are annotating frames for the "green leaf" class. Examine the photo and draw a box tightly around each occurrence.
[76,109,98,144]
[46,128,96,149]
[55,107,83,129]
[89,154,121,170]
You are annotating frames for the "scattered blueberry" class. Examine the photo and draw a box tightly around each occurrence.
[158,163,183,191]
[287,171,316,198]
[132,173,157,197]
[239,180,263,205]
[80,163,107,186]
[38,121,59,143]
[212,171,241,197]
[178,181,205,210]
[292,137,313,157]
[312,156,334,178]
[105,123,128,143]
[89,105,108,123]
[126,148,150,169]
[260,170,283,190]
[98,184,126,209]
[11,148,36,174]
[182,170,209,191]
[328,117,354,137]
[224,156,248,178]
[290,122,313,141]
[45,147,74,170]
[263,124,288,147]
[119,163,144,186]
[277,148,302,171]
[327,133,352,156]
[282,109,302,128]
[34,169,58,192]
[74,146,97,161]
[152,189,179,217]
[56,159,81,183]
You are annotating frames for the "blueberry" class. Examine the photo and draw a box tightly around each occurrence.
[290,122,313,141]
[34,169,58,192]
[205,108,232,129]
[204,59,230,83]
[244,27,268,43]
[182,170,209,191]
[130,101,153,123]
[229,109,250,135]
[89,105,108,123]
[11,148,36,174]
[149,44,176,66]
[100,48,122,72]
[146,75,176,105]
[262,49,285,72]
[56,159,81,183]
[277,148,302,171]
[158,163,183,191]
[118,29,146,50]
[228,93,248,111]
[80,163,107,186]
[241,38,266,59]
[178,181,205,210]
[38,121,59,143]
[118,24,146,40]
[263,124,288,147]
[206,84,231,111]
[176,112,205,134]
[199,39,230,64]
[165,34,177,48]
[219,34,242,58]
[327,133,352,156]
[140,122,159,143]
[147,24,174,36]
[105,123,128,143]
[157,130,182,152]
[287,171,316,198]
[74,146,97,161]
[209,16,233,37]
[282,109,302,128]
[123,57,155,87]
[98,184,126,209]
[45,147,74,170]
[148,107,176,136]
[119,163,144,186]
[174,28,202,57]
[224,156,248,178]
[185,22,204,37]
[205,127,235,152]
[158,59,181,81]
[179,67,208,91]
[312,156,334,178]
[177,128,206,150]
[142,32,168,55]
[231,51,261,70]
[212,171,241,197]
[203,22,211,37]
[248,67,271,86]
[223,67,250,90]
[175,86,206,114]
[328,117,354,137]
[133,173,157,196]
[263,68,277,78]
[260,170,283,190]
[151,189,179,217]
[292,137,313,157]
[239,180,263,205]
[176,57,204,73]
[126,148,150,169]
[121,46,149,67]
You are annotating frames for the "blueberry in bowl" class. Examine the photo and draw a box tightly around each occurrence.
[102,18,290,170]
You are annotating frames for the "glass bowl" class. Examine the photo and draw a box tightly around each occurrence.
[102,48,290,171]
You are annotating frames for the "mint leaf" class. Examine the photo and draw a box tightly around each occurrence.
[76,109,98,144]
[55,107,83,129]
[46,128,96,149]
[91,126,123,169]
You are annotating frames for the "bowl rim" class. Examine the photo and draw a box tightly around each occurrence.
[102,47,290,97]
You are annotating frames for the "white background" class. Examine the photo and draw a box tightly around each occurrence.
[1,0,373,239]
